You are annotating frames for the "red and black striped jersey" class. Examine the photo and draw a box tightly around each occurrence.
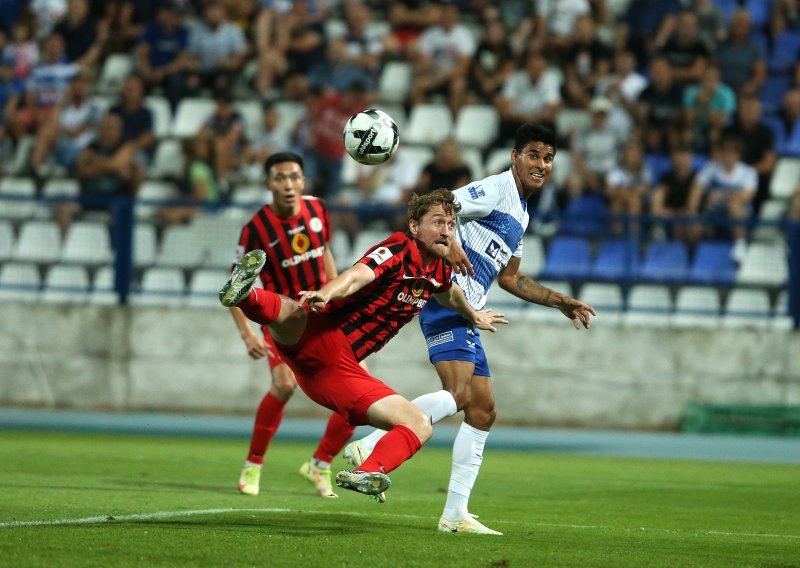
[236,196,331,298]
[328,232,453,361]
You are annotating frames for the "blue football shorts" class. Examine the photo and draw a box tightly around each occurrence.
[418,300,491,378]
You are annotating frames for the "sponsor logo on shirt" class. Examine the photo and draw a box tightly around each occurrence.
[291,233,311,254]
[426,331,454,347]
[309,217,323,233]
[411,279,426,297]
[467,186,485,200]
[485,239,501,259]
[280,245,325,267]
[367,247,393,265]
[396,291,427,308]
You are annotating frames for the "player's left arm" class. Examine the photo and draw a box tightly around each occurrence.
[433,284,508,333]
[497,256,596,330]
[298,263,375,311]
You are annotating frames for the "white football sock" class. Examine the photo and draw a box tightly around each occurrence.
[361,390,458,453]
[244,460,263,469]
[442,422,489,521]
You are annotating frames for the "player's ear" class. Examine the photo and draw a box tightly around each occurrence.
[408,218,418,236]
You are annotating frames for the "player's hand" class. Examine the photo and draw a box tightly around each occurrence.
[298,290,329,312]
[472,308,508,333]
[243,334,268,360]
[448,240,474,277]
[559,297,596,330]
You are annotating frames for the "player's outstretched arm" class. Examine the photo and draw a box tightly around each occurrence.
[447,239,474,277]
[298,263,376,312]
[497,256,596,329]
[434,283,508,332]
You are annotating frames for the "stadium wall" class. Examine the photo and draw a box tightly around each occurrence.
[1,304,798,430]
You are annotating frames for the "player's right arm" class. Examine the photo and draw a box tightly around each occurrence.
[229,307,269,360]
[298,263,376,312]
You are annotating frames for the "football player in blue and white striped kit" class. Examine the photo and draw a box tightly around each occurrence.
[345,123,596,534]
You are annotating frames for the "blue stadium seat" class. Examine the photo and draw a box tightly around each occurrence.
[590,239,639,281]
[712,0,738,22]
[767,32,800,74]
[783,120,800,156]
[558,195,608,237]
[759,75,791,115]
[645,153,671,183]
[691,154,710,171]
[539,236,592,280]
[762,114,787,154]
[639,241,689,283]
[745,0,772,30]
[687,241,737,285]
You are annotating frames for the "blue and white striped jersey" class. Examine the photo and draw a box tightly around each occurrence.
[451,169,529,309]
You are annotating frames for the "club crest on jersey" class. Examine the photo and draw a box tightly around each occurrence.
[292,233,311,254]
[411,279,426,297]
[309,217,323,233]
[367,246,393,265]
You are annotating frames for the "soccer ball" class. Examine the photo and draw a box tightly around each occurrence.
[342,109,400,165]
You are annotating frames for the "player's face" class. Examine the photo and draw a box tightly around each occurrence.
[511,141,555,197]
[410,205,456,260]
[267,161,305,214]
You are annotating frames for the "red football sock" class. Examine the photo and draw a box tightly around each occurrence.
[246,392,286,465]
[313,413,355,464]
[238,288,282,325]
[356,425,422,475]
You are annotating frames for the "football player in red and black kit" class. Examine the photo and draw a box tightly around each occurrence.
[220,189,507,498]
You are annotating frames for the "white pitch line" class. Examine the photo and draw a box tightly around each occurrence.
[1,508,798,541]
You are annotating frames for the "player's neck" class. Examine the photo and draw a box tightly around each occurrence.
[270,203,300,218]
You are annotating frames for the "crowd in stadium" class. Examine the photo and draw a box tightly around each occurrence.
[0,0,799,278]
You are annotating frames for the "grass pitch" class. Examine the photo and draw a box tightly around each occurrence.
[0,430,798,567]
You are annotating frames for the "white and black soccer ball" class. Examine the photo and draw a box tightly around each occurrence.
[342,109,400,165]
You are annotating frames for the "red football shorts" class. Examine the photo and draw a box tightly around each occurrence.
[275,312,397,425]
[261,326,284,370]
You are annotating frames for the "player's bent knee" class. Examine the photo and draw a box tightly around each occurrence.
[403,406,432,443]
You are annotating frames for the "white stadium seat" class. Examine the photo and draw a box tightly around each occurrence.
[722,288,772,329]
[672,286,721,328]
[235,100,264,140]
[13,220,61,263]
[134,223,158,267]
[485,148,512,175]
[461,146,485,179]
[396,146,434,181]
[61,221,113,265]
[274,101,306,136]
[0,220,13,261]
[555,108,591,141]
[131,267,186,306]
[769,158,800,199]
[378,61,413,104]
[518,235,545,277]
[150,139,186,179]
[97,54,134,95]
[579,283,624,324]
[170,97,215,138]
[187,268,229,307]
[0,262,40,302]
[0,177,37,219]
[136,180,180,220]
[145,96,173,138]
[735,243,788,286]
[454,105,499,150]
[623,285,672,327]
[41,264,90,303]
[405,103,453,145]
[156,225,205,268]
[41,178,80,198]
[90,265,117,305]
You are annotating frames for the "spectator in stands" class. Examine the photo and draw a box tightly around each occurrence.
[690,0,726,50]
[723,96,776,217]
[771,0,800,38]
[137,2,193,112]
[53,0,108,71]
[682,63,736,154]
[4,20,38,80]
[714,9,766,97]
[7,33,80,143]
[532,0,592,61]
[494,50,561,146]
[308,38,374,94]
[466,16,515,105]
[341,1,386,86]
[281,0,327,100]
[158,136,220,225]
[780,87,800,134]
[57,113,142,235]
[615,0,680,67]
[107,0,160,54]
[409,1,476,114]
[650,143,702,243]
[0,39,25,128]
[29,0,67,41]
[560,14,612,109]
[195,89,245,192]
[566,96,623,199]
[109,74,156,168]
[386,0,441,58]
[605,139,652,234]
[658,9,711,88]
[636,56,683,154]
[595,49,648,141]
[187,0,247,94]
[415,138,472,196]
[246,100,290,176]
[301,80,370,200]
[690,134,757,263]
[29,72,100,174]
[253,0,290,98]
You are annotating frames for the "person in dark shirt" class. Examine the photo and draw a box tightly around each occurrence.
[108,74,155,166]
[466,17,515,104]
[723,96,775,216]
[650,143,702,243]
[658,9,711,87]
[52,0,107,70]
[561,15,612,109]
[637,56,683,154]
[415,138,472,196]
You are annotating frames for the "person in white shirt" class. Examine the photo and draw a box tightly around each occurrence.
[343,123,595,535]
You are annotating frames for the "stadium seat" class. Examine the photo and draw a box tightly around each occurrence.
[722,288,772,329]
[192,214,242,266]
[170,97,215,138]
[150,140,186,179]
[396,146,435,181]
[578,283,623,324]
[485,148,512,175]
[759,75,791,115]
[378,103,407,134]
[554,108,590,141]
[0,262,40,302]
[136,180,180,220]
[13,220,61,264]
[745,0,771,29]
[329,229,351,269]
[551,149,571,188]
[324,17,347,39]
[378,61,413,104]
[761,114,787,155]
[590,239,639,281]
[89,265,117,305]
[461,146,485,179]
[156,225,205,268]
[672,286,721,328]
[735,242,788,285]
[97,53,134,95]
[623,284,672,327]
[518,235,545,277]
[235,100,264,140]
[454,105,499,150]
[41,264,90,303]
[405,103,453,145]
[134,223,157,267]
[132,267,186,306]
[687,241,736,285]
[485,282,528,311]
[752,199,787,241]
[712,0,738,22]
[644,153,671,183]
[144,96,172,139]
[769,157,800,199]
[0,220,13,261]
[42,178,80,199]
[61,221,113,265]
[352,228,392,261]
[767,32,800,74]
[558,195,608,237]
[5,135,34,176]
[538,236,592,280]
[639,241,689,283]
[274,101,306,137]
[783,120,800,157]
[187,268,229,307]
[0,177,37,220]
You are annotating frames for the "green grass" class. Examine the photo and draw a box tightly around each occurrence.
[1,430,798,568]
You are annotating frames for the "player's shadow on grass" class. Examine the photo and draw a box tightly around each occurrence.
[122,514,402,534]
